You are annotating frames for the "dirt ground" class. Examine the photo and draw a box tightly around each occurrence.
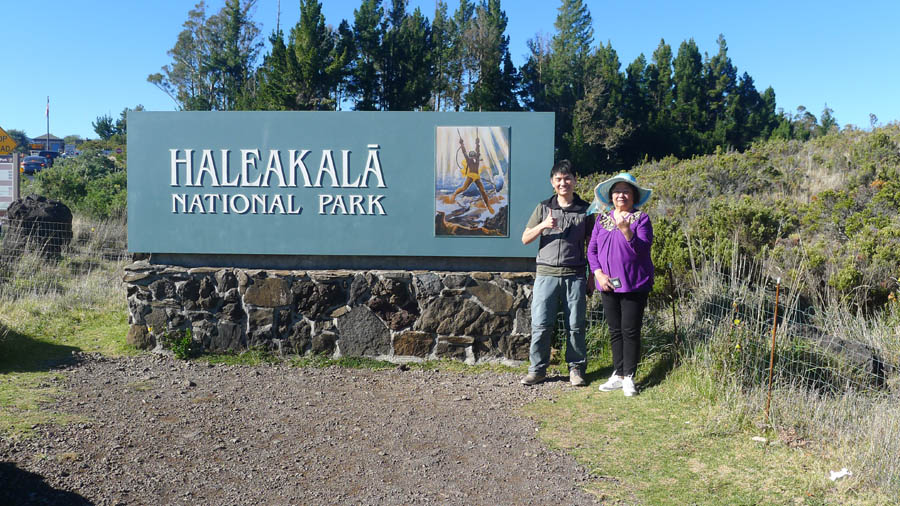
[1,353,601,505]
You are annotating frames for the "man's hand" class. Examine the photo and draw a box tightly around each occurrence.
[541,214,558,231]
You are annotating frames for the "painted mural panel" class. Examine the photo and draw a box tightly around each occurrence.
[434,126,509,237]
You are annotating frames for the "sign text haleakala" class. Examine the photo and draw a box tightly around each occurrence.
[168,144,387,216]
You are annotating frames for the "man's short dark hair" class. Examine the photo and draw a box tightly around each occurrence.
[550,159,575,179]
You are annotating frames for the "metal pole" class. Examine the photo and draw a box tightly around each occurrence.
[765,277,781,425]
[46,96,50,151]
[667,263,680,358]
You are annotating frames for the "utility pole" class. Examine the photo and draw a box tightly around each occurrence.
[45,96,50,150]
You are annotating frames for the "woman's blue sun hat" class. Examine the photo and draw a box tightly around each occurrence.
[587,172,653,215]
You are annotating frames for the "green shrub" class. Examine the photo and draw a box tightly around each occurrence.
[33,148,126,219]
[690,196,795,260]
[159,328,202,360]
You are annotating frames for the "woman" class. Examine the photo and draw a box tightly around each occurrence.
[587,172,654,397]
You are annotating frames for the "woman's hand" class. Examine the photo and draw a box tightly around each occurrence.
[594,269,613,291]
[614,211,634,240]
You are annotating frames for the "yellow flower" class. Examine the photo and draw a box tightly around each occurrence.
[733,319,741,326]
[735,344,741,350]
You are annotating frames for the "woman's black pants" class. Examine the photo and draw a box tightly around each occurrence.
[600,291,649,377]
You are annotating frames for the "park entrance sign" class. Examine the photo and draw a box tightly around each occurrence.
[125,111,556,361]
[127,111,553,261]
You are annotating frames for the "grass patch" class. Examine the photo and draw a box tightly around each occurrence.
[0,228,135,439]
[0,299,133,368]
[525,353,891,505]
[0,372,86,438]
[0,302,133,439]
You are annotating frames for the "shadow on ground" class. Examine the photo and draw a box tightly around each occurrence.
[0,325,80,374]
[0,461,93,505]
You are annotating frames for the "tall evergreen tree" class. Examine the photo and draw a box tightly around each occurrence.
[543,0,593,159]
[818,104,838,136]
[646,39,673,113]
[430,1,454,110]
[400,7,434,109]
[446,0,475,110]
[759,86,778,139]
[519,33,551,111]
[349,0,385,110]
[672,38,705,155]
[381,1,432,110]
[217,0,263,110]
[725,71,770,149]
[620,54,651,164]
[573,43,630,168]
[465,0,519,111]
[148,1,261,111]
[288,0,337,110]
[254,29,294,110]
[703,34,737,147]
[331,20,356,110]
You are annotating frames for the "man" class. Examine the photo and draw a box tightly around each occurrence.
[520,160,594,386]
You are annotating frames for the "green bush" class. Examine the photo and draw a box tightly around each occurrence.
[690,196,795,260]
[33,148,126,219]
[160,328,202,360]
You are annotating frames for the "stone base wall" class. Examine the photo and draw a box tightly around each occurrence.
[123,261,535,363]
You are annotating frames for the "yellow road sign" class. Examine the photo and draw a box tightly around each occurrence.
[0,125,18,154]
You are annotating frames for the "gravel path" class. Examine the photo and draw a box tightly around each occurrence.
[1,354,600,505]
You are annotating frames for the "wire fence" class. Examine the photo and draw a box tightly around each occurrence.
[680,263,898,398]
[563,261,899,399]
[0,218,130,297]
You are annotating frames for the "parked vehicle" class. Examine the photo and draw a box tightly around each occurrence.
[20,155,47,175]
[36,150,60,167]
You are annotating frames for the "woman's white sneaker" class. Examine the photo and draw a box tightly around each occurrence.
[622,376,637,397]
[598,374,623,392]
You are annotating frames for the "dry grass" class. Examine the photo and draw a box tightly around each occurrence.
[676,254,900,498]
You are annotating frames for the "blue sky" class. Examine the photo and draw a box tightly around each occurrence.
[3,0,898,141]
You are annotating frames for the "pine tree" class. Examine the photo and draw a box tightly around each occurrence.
[349,0,385,110]
[621,54,650,164]
[430,1,454,110]
[465,0,519,111]
[545,0,593,159]
[703,34,737,147]
[520,33,551,111]
[254,29,294,110]
[448,0,475,111]
[573,43,631,168]
[818,104,838,136]
[287,0,337,110]
[672,38,705,155]
[397,7,433,109]
[381,1,432,110]
[331,20,355,110]
[217,0,263,110]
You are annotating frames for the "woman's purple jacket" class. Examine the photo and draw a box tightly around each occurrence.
[587,210,654,293]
